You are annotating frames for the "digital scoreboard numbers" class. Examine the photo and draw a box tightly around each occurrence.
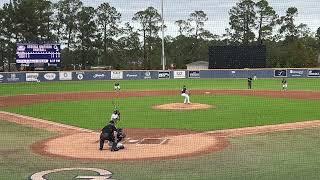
[16,44,61,64]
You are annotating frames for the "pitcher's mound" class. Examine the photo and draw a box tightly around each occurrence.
[153,103,213,110]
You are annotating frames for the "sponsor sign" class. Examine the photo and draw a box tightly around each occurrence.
[26,73,40,82]
[158,71,170,79]
[144,71,151,79]
[125,72,139,79]
[173,71,186,79]
[188,71,200,78]
[111,71,123,79]
[43,73,56,81]
[6,73,20,82]
[126,74,138,78]
[274,69,287,77]
[308,69,320,77]
[59,72,72,80]
[289,69,304,77]
[76,72,84,80]
[93,73,106,79]
[0,74,4,82]
[30,168,114,180]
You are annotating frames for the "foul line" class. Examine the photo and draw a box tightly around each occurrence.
[0,111,97,134]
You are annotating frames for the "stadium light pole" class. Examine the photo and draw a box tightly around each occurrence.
[161,0,166,70]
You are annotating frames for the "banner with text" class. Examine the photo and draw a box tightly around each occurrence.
[26,73,40,82]
[308,69,320,77]
[188,71,200,78]
[111,71,123,80]
[59,72,72,80]
[274,69,287,77]
[123,71,141,80]
[288,69,305,78]
[6,73,24,83]
[158,71,170,79]
[173,71,186,79]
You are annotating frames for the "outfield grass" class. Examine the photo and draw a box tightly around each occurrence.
[2,120,320,180]
[1,78,320,96]
[5,95,320,131]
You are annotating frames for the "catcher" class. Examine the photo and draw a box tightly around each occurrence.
[112,128,126,150]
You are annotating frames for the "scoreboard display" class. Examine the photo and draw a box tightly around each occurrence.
[16,43,61,64]
[209,45,266,69]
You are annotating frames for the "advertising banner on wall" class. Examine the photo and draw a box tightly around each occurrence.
[59,72,72,80]
[43,72,57,81]
[173,71,186,79]
[6,73,23,82]
[26,73,40,82]
[143,71,152,79]
[158,71,170,79]
[124,71,141,80]
[0,74,4,83]
[142,71,158,79]
[75,72,85,80]
[274,69,287,77]
[91,72,108,80]
[111,71,123,79]
[308,70,320,77]
[288,69,305,77]
[188,71,200,78]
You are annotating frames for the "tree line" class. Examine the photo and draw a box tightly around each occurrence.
[0,0,319,70]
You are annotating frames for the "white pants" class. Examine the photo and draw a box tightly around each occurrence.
[114,85,120,91]
[181,93,190,104]
[282,84,287,89]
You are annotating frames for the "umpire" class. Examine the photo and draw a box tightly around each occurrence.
[99,120,119,151]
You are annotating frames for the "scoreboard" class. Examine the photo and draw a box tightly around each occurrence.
[209,45,266,69]
[16,43,61,64]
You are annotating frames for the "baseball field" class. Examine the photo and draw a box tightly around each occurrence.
[1,78,320,179]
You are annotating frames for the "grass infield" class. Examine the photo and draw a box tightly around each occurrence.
[5,95,320,131]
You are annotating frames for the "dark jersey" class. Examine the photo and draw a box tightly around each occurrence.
[248,78,253,83]
[181,87,187,94]
[101,123,117,134]
[282,79,287,84]
[115,82,119,86]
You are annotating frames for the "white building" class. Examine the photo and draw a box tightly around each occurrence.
[186,61,209,70]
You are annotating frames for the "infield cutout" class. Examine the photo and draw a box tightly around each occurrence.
[153,103,213,110]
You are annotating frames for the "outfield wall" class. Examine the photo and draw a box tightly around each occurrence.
[0,69,319,83]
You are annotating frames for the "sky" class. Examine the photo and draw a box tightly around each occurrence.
[0,0,319,37]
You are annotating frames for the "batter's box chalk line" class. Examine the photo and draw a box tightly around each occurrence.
[136,138,169,145]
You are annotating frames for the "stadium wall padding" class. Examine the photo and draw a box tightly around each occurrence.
[0,69,319,83]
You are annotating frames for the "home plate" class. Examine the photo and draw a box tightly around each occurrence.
[205,92,211,94]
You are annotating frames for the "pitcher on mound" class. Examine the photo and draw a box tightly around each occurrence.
[181,85,191,104]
